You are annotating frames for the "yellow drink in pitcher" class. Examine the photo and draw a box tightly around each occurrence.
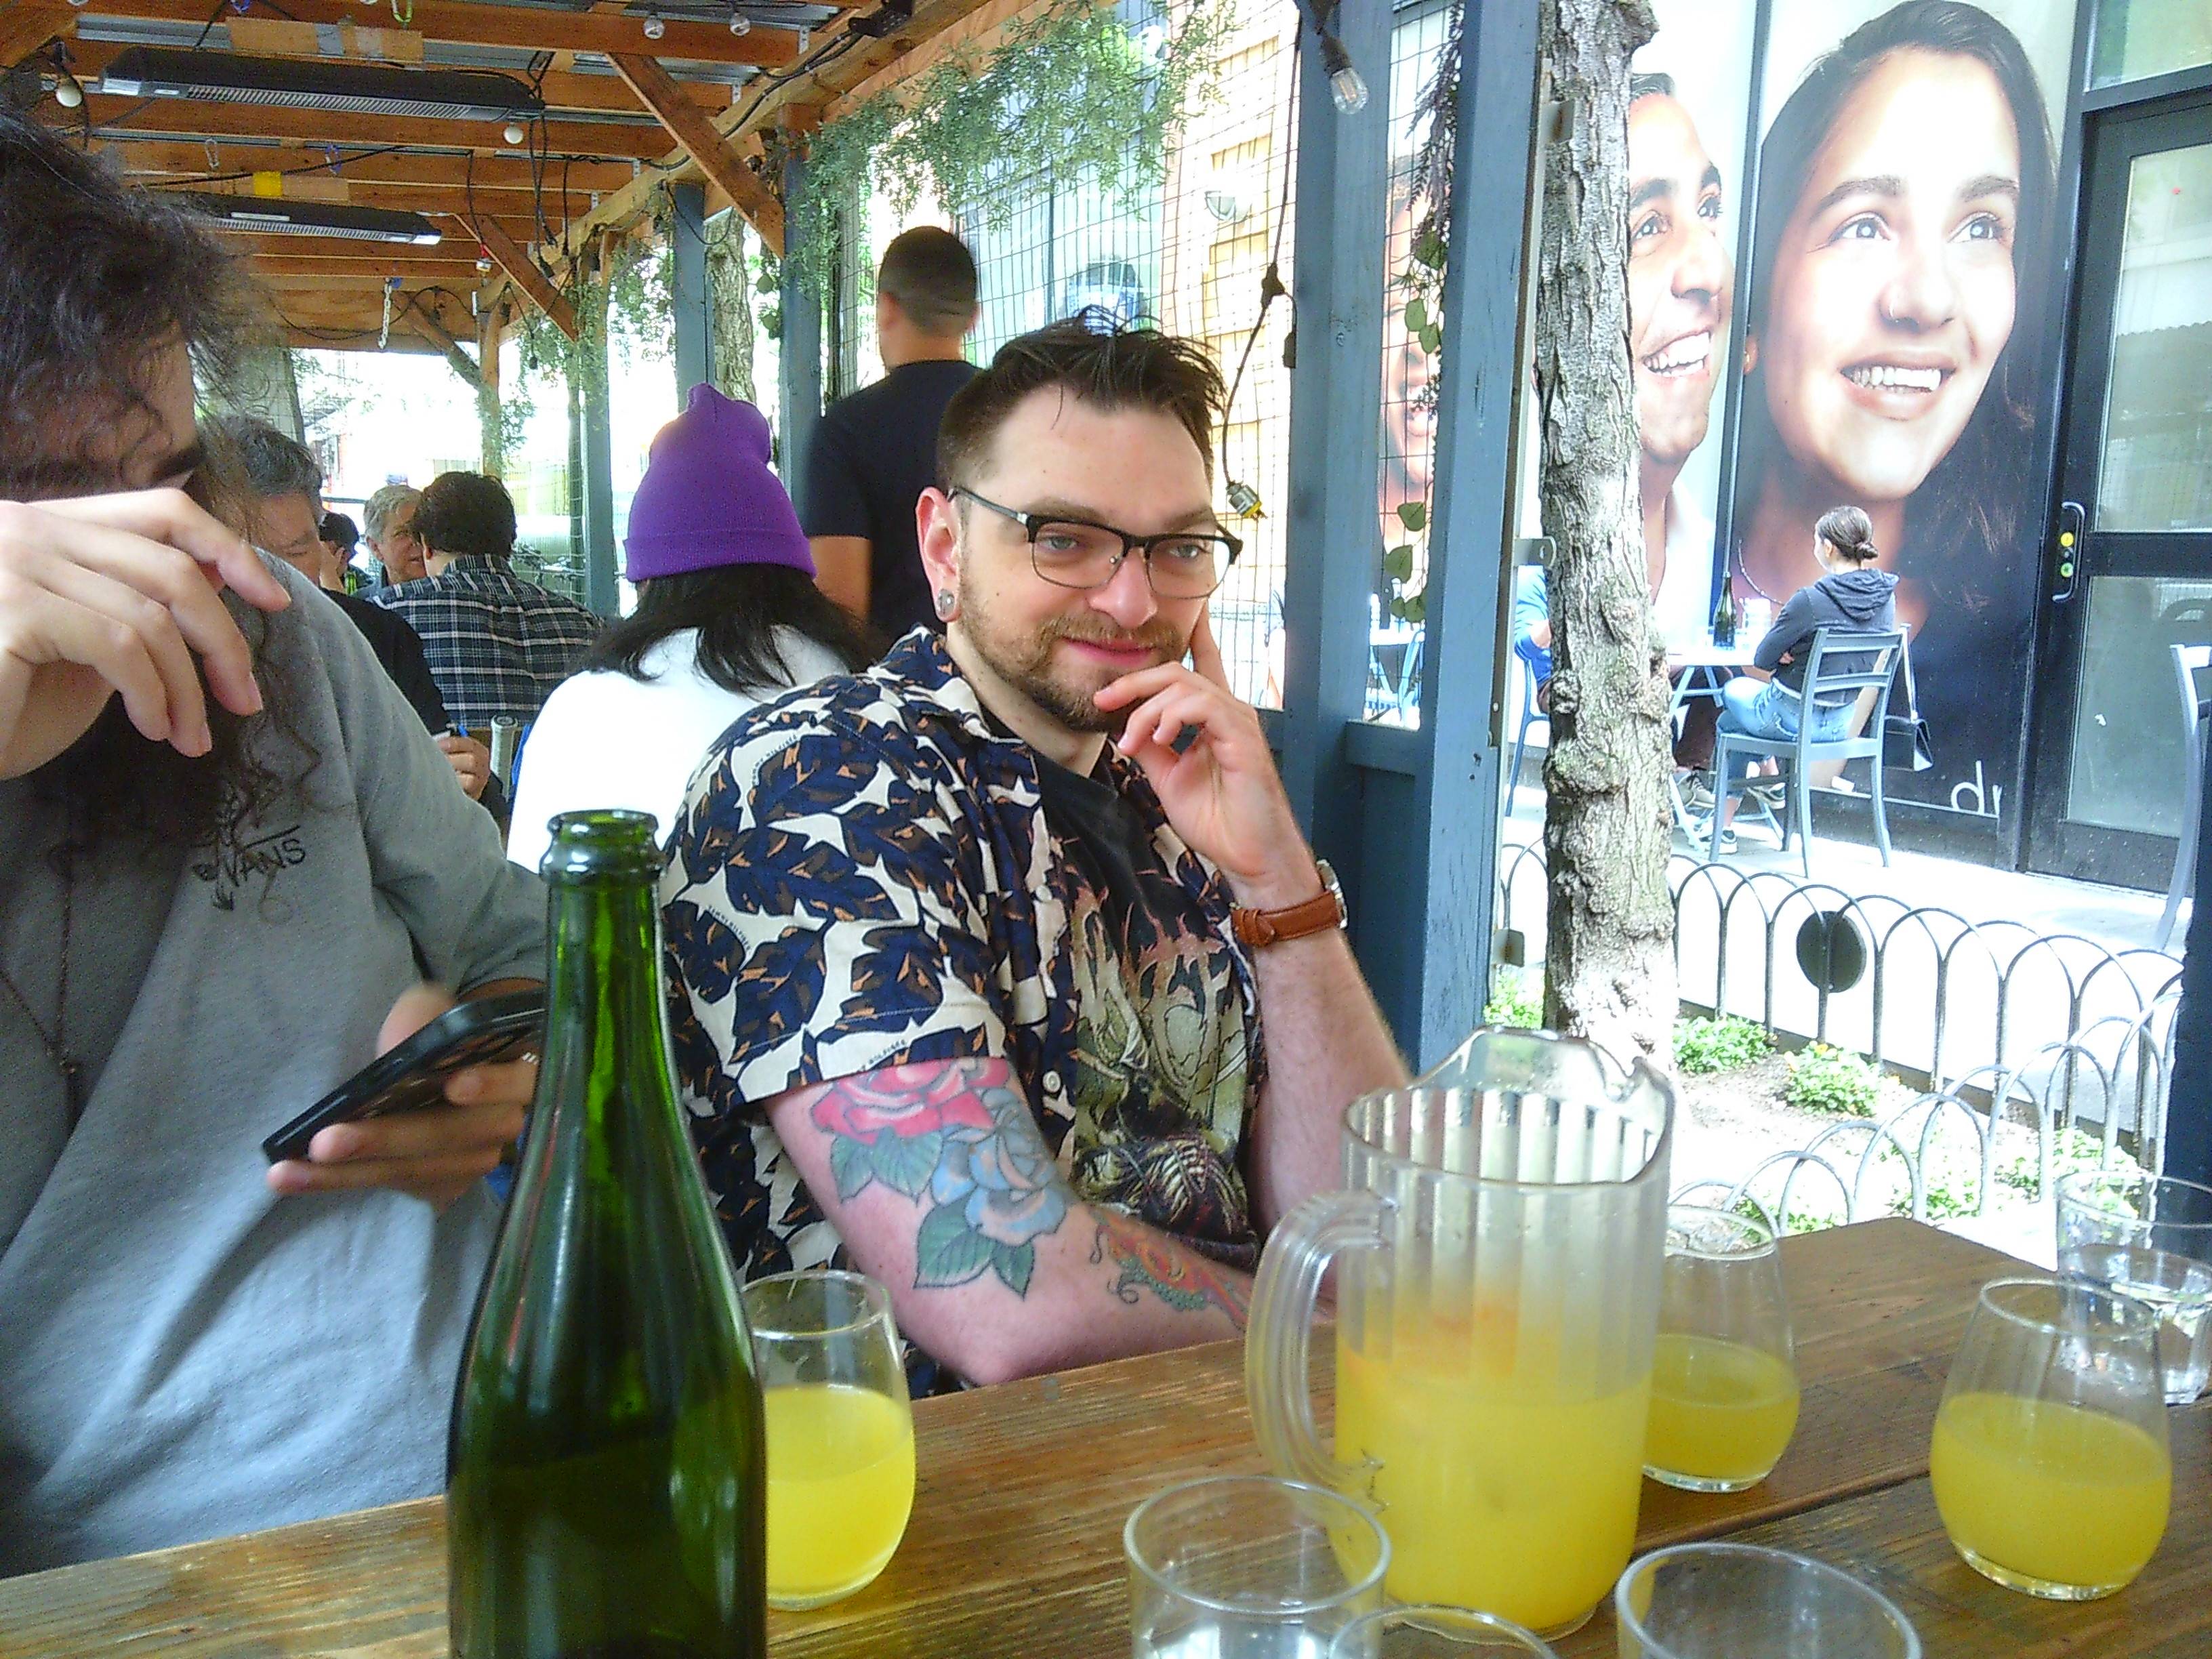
[1644,1333,1800,1490]
[763,1383,916,1608]
[1335,1326,1650,1634]
[1931,1392,2171,1596]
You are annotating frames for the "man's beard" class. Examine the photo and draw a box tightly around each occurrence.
[957,570,1188,736]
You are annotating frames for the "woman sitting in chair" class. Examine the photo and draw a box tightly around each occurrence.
[1713,506,1897,840]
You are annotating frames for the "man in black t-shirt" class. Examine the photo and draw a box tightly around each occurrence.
[800,226,979,642]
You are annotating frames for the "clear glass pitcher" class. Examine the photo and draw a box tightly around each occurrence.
[1246,1027,1675,1639]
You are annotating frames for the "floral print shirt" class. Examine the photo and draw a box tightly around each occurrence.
[661,630,1267,1310]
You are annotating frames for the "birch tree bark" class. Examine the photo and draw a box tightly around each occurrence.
[1535,0,1676,1066]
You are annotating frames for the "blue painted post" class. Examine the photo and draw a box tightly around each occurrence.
[1277,0,1391,903]
[1393,0,1543,1063]
[670,181,711,398]
[778,148,823,487]
[581,239,619,617]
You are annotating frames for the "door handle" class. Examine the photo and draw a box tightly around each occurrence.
[2050,501,2085,604]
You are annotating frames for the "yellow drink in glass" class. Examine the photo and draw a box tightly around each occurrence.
[1931,1391,2171,1597]
[1336,1328,1650,1635]
[762,1382,916,1608]
[1644,1332,1801,1491]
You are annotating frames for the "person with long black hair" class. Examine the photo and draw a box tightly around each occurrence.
[1730,0,2054,797]
[506,385,878,868]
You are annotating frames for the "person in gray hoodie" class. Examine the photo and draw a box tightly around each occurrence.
[1715,505,1898,832]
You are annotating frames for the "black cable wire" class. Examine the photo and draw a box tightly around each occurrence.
[1218,14,1300,487]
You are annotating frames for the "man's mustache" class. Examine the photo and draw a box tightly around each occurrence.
[1040,617,1186,656]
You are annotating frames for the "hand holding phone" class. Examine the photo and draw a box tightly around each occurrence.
[264,985,544,1210]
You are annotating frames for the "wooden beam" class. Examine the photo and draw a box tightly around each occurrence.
[78,0,809,66]
[260,271,475,294]
[248,253,485,276]
[0,7,70,72]
[609,52,783,254]
[100,141,635,192]
[399,300,483,390]
[283,327,445,354]
[80,95,674,161]
[472,215,577,340]
[827,0,1068,120]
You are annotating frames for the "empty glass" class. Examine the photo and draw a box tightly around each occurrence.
[2056,1170,2212,1403]
[1644,1206,1799,1492]
[1331,1606,1557,1658]
[1614,1543,1921,1658]
[741,1269,916,1610]
[1930,1276,2171,1600]
[1126,1475,1389,1659]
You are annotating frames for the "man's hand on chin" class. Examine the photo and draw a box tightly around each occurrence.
[266,981,539,1212]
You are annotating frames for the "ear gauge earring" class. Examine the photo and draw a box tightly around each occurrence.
[934,590,957,619]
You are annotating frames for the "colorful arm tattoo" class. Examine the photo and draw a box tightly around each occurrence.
[1090,1207,1253,1330]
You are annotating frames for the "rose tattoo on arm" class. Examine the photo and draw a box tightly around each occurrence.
[813,1057,1071,1296]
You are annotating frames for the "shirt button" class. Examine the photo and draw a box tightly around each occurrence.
[1042,1070,1063,1094]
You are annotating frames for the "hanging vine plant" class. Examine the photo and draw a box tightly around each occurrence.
[785,0,1235,299]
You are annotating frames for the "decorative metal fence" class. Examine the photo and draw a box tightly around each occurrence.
[1494,845,2186,1231]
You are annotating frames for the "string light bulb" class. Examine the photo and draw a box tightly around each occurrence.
[1318,27,1367,115]
[53,73,83,108]
[728,6,751,34]
[642,6,665,39]
[502,120,526,145]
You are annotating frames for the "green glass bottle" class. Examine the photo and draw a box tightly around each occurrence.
[449,810,766,1659]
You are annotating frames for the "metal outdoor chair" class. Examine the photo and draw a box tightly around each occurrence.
[1707,627,1907,876]
[2156,642,2212,951]
[1507,653,1549,814]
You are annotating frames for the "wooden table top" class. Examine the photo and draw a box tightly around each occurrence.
[3,1217,2205,1658]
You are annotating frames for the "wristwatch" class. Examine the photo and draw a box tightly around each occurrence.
[1231,859,1349,949]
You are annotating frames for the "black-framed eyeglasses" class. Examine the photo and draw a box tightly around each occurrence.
[952,487,1243,599]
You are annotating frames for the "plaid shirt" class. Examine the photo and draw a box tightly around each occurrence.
[367,554,600,731]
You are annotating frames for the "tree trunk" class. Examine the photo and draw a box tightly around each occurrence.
[477,305,506,478]
[1535,0,1675,1067]
[708,225,758,405]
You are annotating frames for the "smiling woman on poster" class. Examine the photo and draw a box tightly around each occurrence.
[1733,0,2055,796]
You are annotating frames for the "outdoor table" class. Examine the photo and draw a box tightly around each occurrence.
[3,1218,2206,1658]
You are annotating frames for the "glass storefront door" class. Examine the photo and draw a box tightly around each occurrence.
[2027,93,2212,886]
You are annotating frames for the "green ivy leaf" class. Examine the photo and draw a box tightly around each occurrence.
[1399,594,1427,625]
[992,1242,1036,1296]
[868,1128,943,1202]
[1383,543,1415,583]
[1414,227,1448,270]
[1404,295,1429,337]
[1396,501,1428,533]
[828,1136,873,1203]
[914,1202,997,1288]
[1418,323,1444,356]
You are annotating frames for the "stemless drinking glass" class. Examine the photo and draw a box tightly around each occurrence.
[1929,1276,2171,1600]
[740,1269,916,1610]
[1614,1544,1921,1659]
[1126,1475,1389,1659]
[2056,1170,2212,1404]
[1330,1606,1557,1658]
[1644,1206,1800,1492]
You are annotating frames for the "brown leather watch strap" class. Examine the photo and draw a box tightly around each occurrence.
[1231,863,1347,949]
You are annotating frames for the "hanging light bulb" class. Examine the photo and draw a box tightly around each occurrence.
[502,119,527,146]
[642,6,665,39]
[1319,28,1367,115]
[53,71,83,108]
[728,5,751,35]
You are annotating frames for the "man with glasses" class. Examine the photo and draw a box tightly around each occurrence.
[663,319,1406,1390]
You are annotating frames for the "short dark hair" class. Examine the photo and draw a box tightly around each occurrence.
[0,108,258,499]
[415,470,517,561]
[321,510,360,550]
[938,316,1226,493]
[878,226,977,337]
[209,413,322,507]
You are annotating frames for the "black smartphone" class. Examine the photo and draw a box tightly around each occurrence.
[262,989,546,1164]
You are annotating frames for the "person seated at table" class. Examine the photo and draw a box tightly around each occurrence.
[663,317,1408,1390]
[506,385,878,871]
[0,109,546,1574]
[318,509,359,593]
[1712,506,1897,838]
[1511,563,1720,787]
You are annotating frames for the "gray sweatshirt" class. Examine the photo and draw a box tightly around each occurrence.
[0,559,546,1574]
[1753,567,1899,705]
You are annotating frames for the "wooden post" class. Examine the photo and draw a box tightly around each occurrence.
[777,144,823,488]
[579,239,618,617]
[670,180,712,398]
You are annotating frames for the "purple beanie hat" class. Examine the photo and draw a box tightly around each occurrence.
[623,384,815,582]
